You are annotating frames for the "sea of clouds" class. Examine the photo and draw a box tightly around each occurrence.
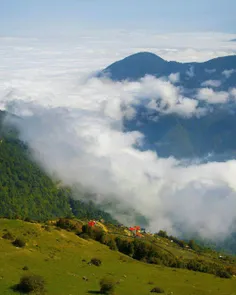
[1,31,236,239]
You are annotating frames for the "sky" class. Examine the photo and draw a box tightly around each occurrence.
[1,1,236,239]
[1,0,236,37]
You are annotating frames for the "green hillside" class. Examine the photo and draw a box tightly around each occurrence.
[0,219,236,295]
[0,111,115,224]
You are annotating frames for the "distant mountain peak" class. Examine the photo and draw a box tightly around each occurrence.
[121,51,165,61]
[99,51,236,89]
[100,51,167,81]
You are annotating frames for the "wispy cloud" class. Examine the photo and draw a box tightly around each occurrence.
[222,69,236,78]
[186,66,195,78]
[201,80,221,88]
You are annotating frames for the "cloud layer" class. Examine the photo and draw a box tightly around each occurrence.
[6,98,236,239]
[1,33,236,240]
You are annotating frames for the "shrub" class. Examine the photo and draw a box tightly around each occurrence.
[216,269,232,279]
[22,266,29,271]
[15,274,46,294]
[150,286,164,293]
[93,229,106,242]
[115,238,134,256]
[82,224,92,235]
[149,257,162,265]
[56,218,76,231]
[90,258,102,266]
[2,231,14,240]
[157,230,168,238]
[12,238,26,248]
[24,217,32,222]
[107,238,118,251]
[100,277,116,294]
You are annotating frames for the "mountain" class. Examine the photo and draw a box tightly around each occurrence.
[0,110,116,223]
[125,107,236,159]
[100,52,236,90]
[100,52,236,159]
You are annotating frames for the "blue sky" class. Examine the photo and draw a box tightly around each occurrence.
[1,0,236,37]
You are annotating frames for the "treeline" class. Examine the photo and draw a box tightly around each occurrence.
[156,230,203,251]
[56,219,234,279]
[157,229,236,257]
[0,133,115,224]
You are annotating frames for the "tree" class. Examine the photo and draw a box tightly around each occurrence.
[100,277,116,294]
[157,230,168,238]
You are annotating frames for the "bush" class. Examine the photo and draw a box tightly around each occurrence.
[24,217,32,222]
[90,258,102,267]
[15,274,46,294]
[115,238,134,256]
[12,238,26,248]
[107,238,118,251]
[157,230,168,238]
[82,224,92,235]
[22,266,29,271]
[100,277,116,294]
[150,286,164,293]
[2,231,14,240]
[216,269,232,279]
[56,218,76,231]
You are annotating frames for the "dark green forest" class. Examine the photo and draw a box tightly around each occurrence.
[0,111,115,223]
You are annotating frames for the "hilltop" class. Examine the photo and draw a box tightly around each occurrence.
[0,218,236,295]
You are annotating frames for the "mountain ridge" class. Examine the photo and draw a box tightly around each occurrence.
[98,52,236,160]
[100,52,236,91]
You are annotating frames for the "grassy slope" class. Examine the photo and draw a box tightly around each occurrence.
[0,219,236,295]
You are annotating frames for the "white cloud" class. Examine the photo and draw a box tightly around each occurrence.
[136,76,201,117]
[201,80,221,88]
[0,74,202,120]
[5,101,236,239]
[186,66,195,78]
[197,88,229,104]
[1,34,236,240]
[222,69,236,78]
[168,73,180,84]
[230,88,236,99]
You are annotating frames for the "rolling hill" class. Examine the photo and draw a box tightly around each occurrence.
[0,218,236,295]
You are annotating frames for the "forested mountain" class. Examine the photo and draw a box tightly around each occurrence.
[125,106,236,160]
[100,52,236,160]
[0,111,115,223]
